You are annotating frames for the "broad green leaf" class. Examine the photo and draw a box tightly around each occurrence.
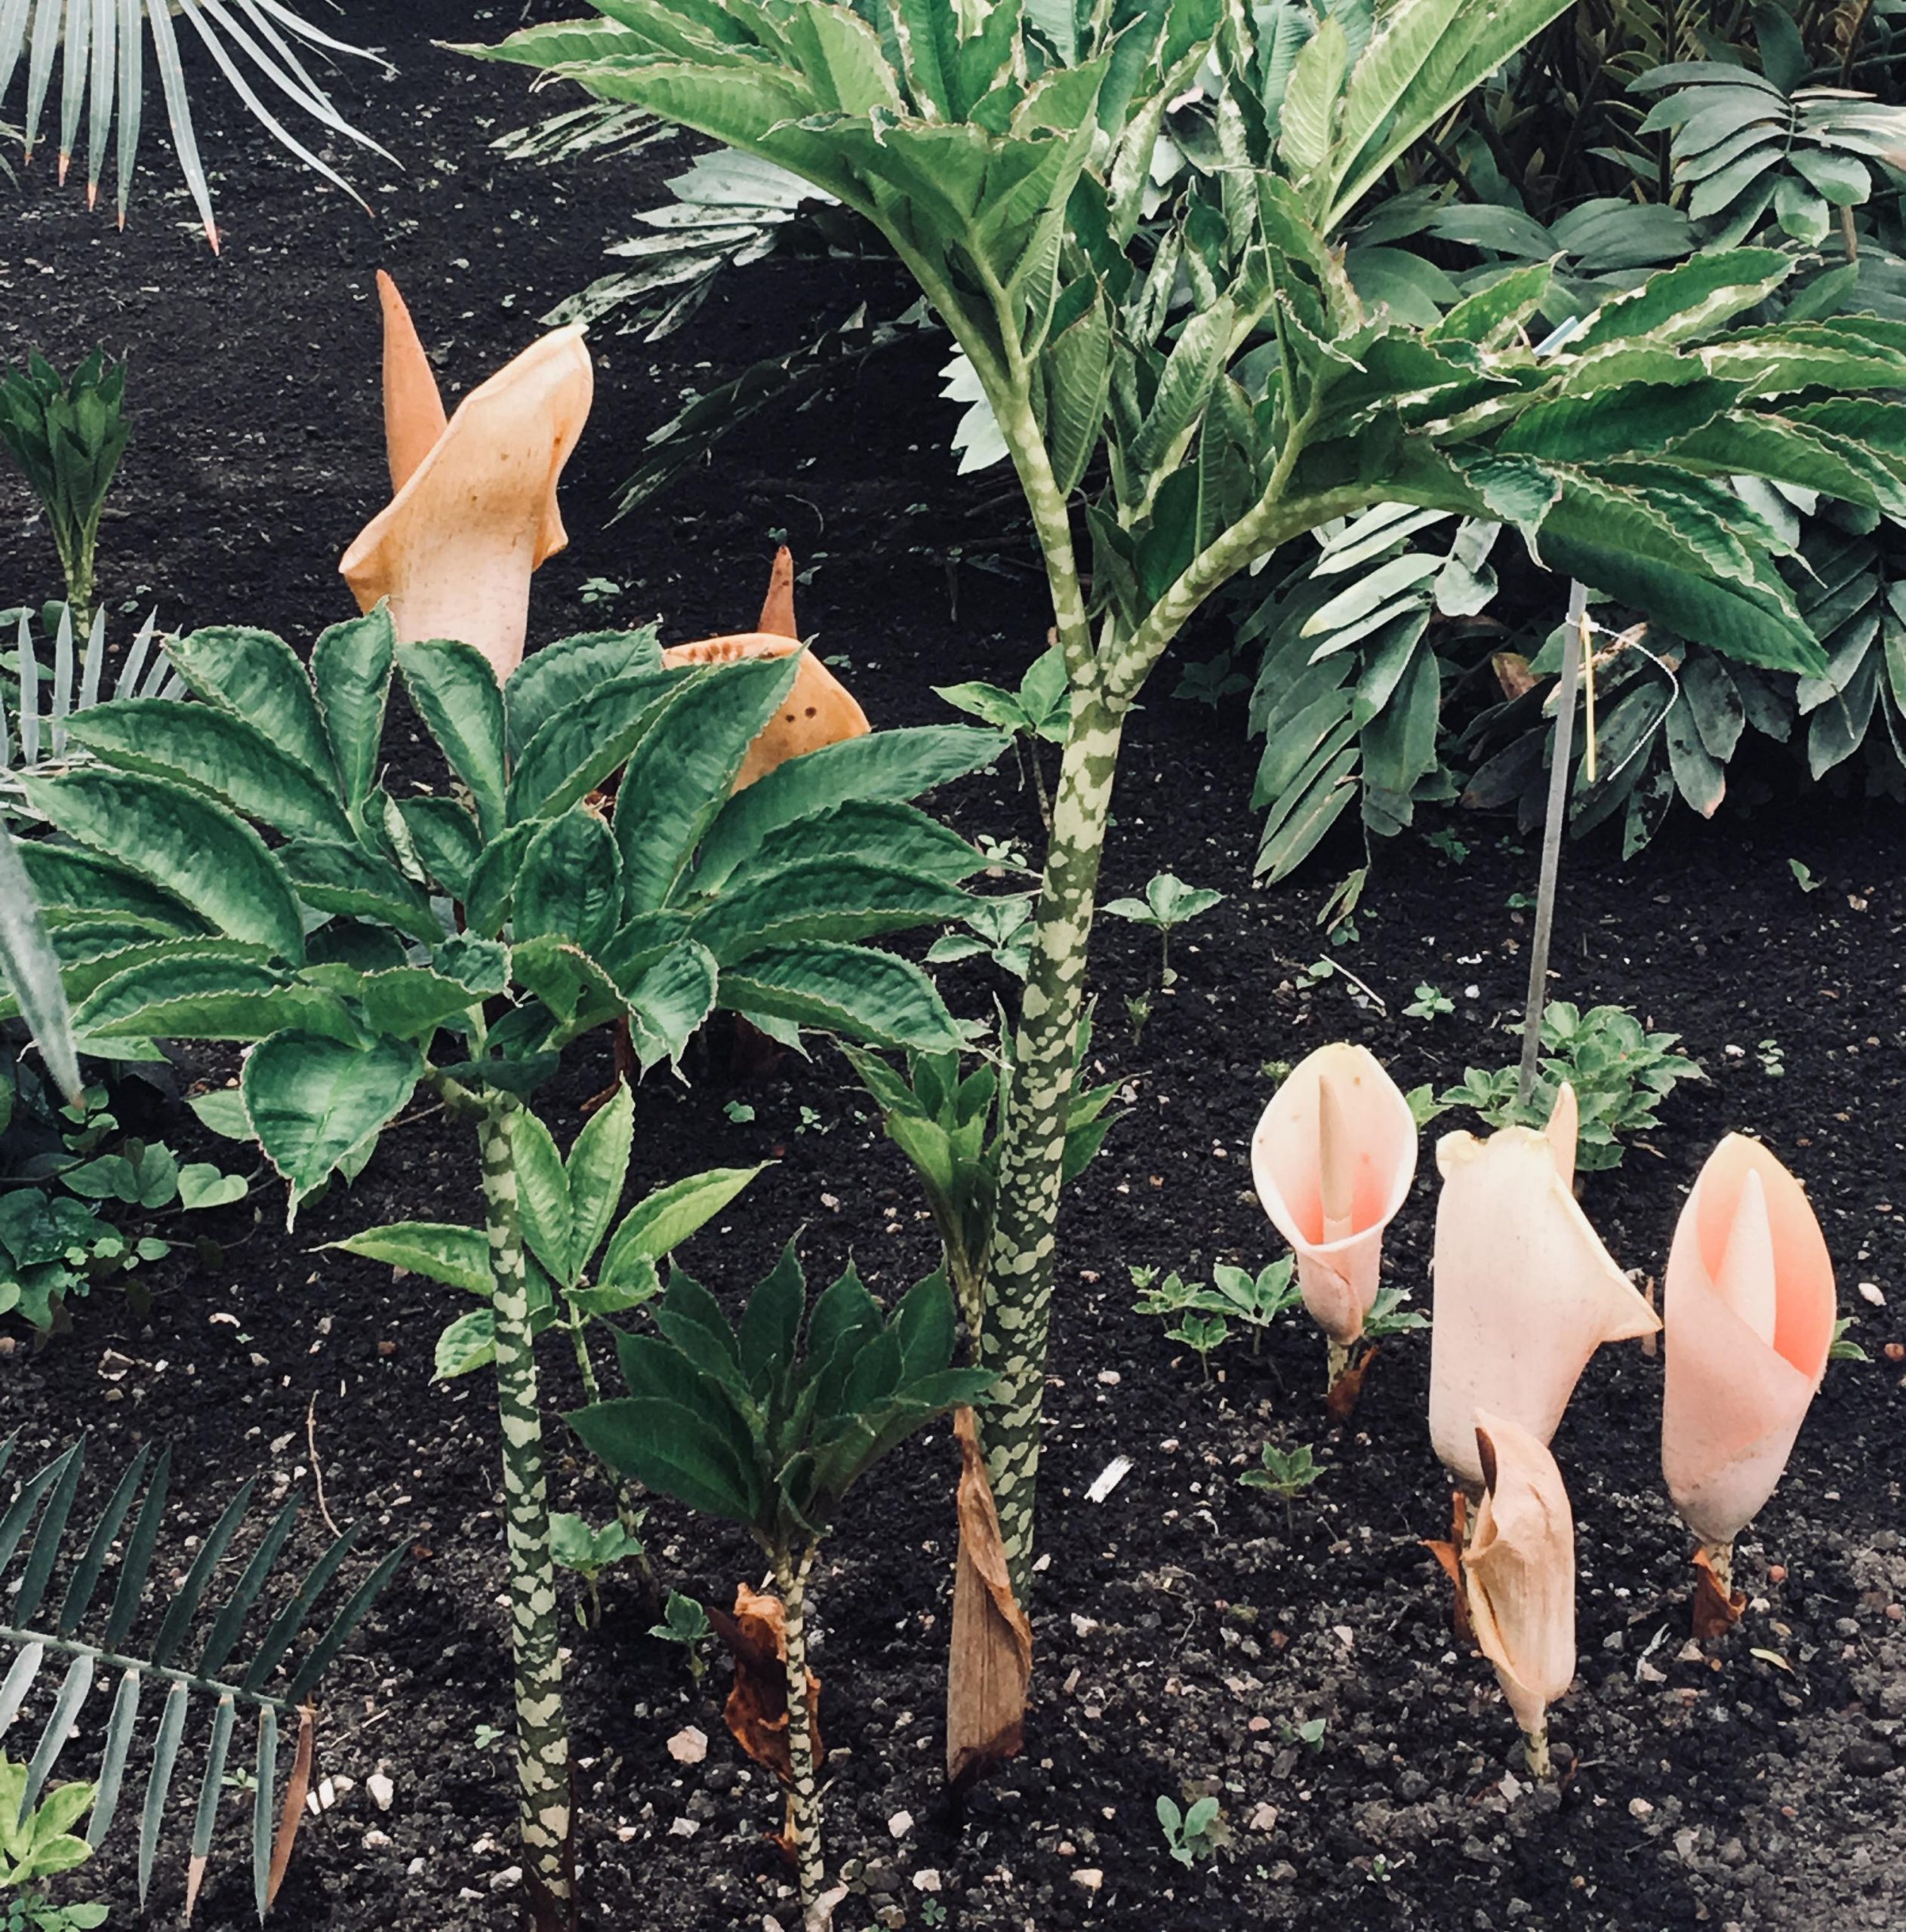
[1562,247,1786,353]
[1324,0,1574,229]
[506,666,692,823]
[175,1164,247,1210]
[736,1242,805,1400]
[1279,13,1346,185]
[23,770,304,961]
[311,608,397,814]
[306,964,485,1042]
[15,842,210,936]
[434,1308,496,1380]
[396,798,483,902]
[515,808,623,952]
[1538,478,1823,674]
[0,826,80,1100]
[1498,378,1740,463]
[328,1221,493,1295]
[627,939,720,1069]
[505,626,664,758]
[280,839,442,943]
[242,1033,422,1223]
[463,821,537,940]
[694,725,1008,889]
[73,955,358,1046]
[745,801,985,885]
[688,857,970,965]
[62,700,356,842]
[1042,282,1113,497]
[566,1083,633,1270]
[599,1164,766,1281]
[396,641,508,837]
[512,1109,574,1283]
[717,943,964,1053]
[166,626,341,797]
[615,654,799,913]
[566,1395,762,1527]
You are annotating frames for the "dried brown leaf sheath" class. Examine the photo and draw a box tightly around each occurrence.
[265,1704,316,1911]
[708,1582,823,1787]
[946,1407,1034,1785]
[1690,1546,1747,1638]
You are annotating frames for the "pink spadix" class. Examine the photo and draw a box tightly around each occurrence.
[1661,1135,1835,1592]
[1429,1118,1657,1491]
[1251,1043,1416,1352]
[1464,1411,1576,1778]
[340,272,593,682]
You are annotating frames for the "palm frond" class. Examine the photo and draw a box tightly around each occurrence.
[0,0,396,248]
[0,1432,404,1917]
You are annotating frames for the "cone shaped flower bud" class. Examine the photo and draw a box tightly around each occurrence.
[1251,1043,1417,1345]
[340,274,593,682]
[1465,1411,1575,1764]
[1661,1135,1835,1552]
[661,547,870,791]
[1429,1126,1658,1490]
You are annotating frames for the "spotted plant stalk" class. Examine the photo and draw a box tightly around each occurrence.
[476,1093,572,1922]
[489,0,1905,1608]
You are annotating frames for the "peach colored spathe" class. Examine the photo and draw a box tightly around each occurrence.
[340,272,593,681]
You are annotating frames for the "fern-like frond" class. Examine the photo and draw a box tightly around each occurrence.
[0,1432,402,1919]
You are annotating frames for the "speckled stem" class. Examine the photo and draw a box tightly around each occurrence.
[1701,1537,1735,1598]
[1326,1337,1353,1389]
[1523,1723,1553,1780]
[479,1097,572,1921]
[774,1546,825,1920]
[978,687,1126,1604]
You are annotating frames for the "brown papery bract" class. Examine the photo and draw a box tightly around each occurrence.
[707,1580,823,1792]
[946,1407,1033,1785]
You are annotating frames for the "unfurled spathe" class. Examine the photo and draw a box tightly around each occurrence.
[1250,1043,1416,1345]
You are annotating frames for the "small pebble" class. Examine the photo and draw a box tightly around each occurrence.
[491,1866,522,1894]
[1072,1869,1104,1893]
[887,1810,913,1840]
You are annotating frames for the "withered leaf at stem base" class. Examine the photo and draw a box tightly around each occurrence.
[947,1407,1033,1786]
[1326,1343,1379,1424]
[1421,1489,1475,1645]
[1691,1546,1747,1639]
[707,1581,822,1787]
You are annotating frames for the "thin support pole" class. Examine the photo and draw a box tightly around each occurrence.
[1518,583,1588,1110]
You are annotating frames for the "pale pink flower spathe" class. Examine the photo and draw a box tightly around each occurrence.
[1661,1134,1836,1549]
[1251,1042,1416,1344]
[1466,1410,1576,1738]
[1429,1124,1657,1489]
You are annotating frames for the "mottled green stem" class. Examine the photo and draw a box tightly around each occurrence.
[479,1096,572,1924]
[1326,1337,1353,1389]
[772,1544,826,1924]
[979,684,1127,1602]
[1523,1722,1553,1780]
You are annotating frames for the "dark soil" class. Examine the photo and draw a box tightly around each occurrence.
[4,8,1905,1932]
